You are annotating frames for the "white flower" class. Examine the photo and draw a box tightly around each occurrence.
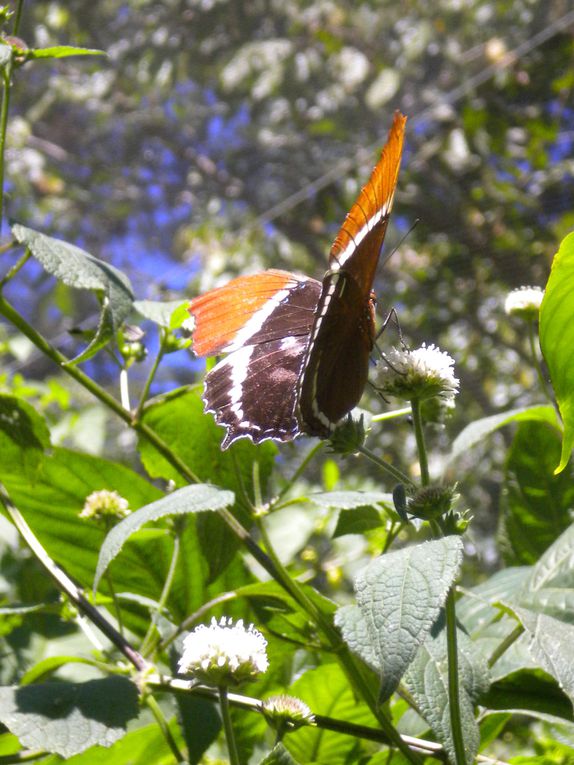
[80,490,130,521]
[262,694,315,731]
[504,286,544,318]
[377,344,459,402]
[178,617,269,686]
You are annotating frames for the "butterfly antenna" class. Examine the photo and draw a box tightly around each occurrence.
[375,306,402,343]
[381,218,420,267]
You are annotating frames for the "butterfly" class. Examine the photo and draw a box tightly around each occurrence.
[188,111,406,448]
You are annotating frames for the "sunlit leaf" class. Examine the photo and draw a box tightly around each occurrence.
[335,536,463,701]
[524,522,574,592]
[0,678,138,757]
[12,224,134,362]
[333,506,383,537]
[502,606,574,708]
[500,420,574,564]
[133,299,187,328]
[0,394,50,481]
[27,45,106,60]
[539,232,574,473]
[0,448,174,633]
[481,670,574,723]
[310,490,390,510]
[38,722,185,765]
[139,386,276,581]
[403,620,489,765]
[448,405,558,465]
[285,664,377,764]
[94,484,234,592]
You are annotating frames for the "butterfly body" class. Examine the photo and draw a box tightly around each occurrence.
[188,112,406,448]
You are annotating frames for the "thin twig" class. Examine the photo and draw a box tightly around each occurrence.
[0,483,148,672]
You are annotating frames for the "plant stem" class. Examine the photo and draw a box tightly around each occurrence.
[254,511,422,764]
[0,482,148,671]
[0,247,29,289]
[105,570,124,636]
[413,398,464,764]
[119,368,130,410]
[371,405,412,422]
[410,397,429,486]
[527,318,553,406]
[444,588,466,765]
[134,331,166,421]
[219,686,240,765]
[0,63,13,230]
[272,440,324,506]
[356,444,415,489]
[487,623,524,668]
[13,0,25,35]
[159,591,237,650]
[145,694,187,763]
[0,748,47,763]
[151,676,444,760]
[141,529,181,657]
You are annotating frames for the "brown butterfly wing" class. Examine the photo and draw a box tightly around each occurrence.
[298,112,406,435]
[329,111,406,296]
[298,271,375,435]
[188,270,322,447]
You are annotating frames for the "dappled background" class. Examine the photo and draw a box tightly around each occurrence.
[2,0,574,568]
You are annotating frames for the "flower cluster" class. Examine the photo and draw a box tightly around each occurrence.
[377,344,459,403]
[178,617,269,686]
[262,694,315,733]
[504,286,544,319]
[79,489,130,521]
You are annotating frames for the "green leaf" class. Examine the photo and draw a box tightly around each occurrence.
[539,232,574,473]
[333,506,383,537]
[94,484,234,592]
[403,620,489,765]
[68,294,116,365]
[259,743,301,765]
[448,405,558,465]
[0,394,50,480]
[517,525,574,623]
[39,721,184,765]
[284,664,377,764]
[500,421,574,564]
[524,520,574,592]
[456,568,537,681]
[21,657,103,685]
[2,442,254,630]
[11,224,134,362]
[482,669,574,722]
[238,579,336,646]
[335,536,463,701]
[457,567,531,634]
[27,45,106,59]
[310,490,392,537]
[0,677,139,757]
[170,300,192,330]
[473,618,539,682]
[139,387,276,582]
[0,447,179,632]
[133,299,187,328]
[506,606,574,709]
[176,694,221,765]
[310,490,391,510]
